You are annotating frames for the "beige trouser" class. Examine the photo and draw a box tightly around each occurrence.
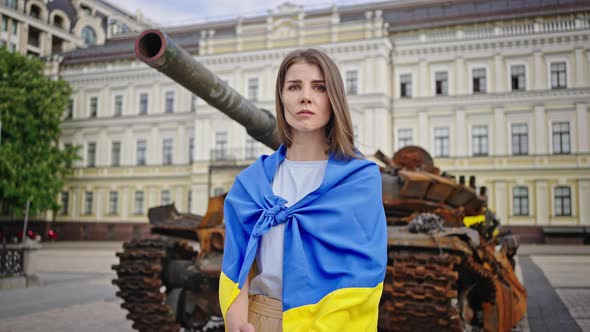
[248,295,282,332]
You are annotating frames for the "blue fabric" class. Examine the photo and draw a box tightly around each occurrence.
[221,145,387,311]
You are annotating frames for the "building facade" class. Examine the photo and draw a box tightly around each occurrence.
[16,0,590,240]
[0,0,150,57]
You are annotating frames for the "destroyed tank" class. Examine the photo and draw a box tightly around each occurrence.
[111,30,527,332]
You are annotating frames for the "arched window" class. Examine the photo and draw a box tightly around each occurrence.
[53,15,64,29]
[81,26,97,45]
[554,186,572,216]
[30,5,41,19]
[512,186,529,216]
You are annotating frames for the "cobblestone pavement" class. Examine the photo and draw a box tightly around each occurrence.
[0,242,589,332]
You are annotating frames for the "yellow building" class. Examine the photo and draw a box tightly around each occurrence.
[17,0,590,241]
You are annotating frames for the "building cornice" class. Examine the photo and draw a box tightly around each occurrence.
[61,112,196,130]
[394,88,590,110]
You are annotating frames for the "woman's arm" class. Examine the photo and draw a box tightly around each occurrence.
[225,277,255,332]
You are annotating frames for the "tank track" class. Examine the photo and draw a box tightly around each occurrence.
[379,249,465,332]
[112,237,196,332]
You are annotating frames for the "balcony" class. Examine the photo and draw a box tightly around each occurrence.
[210,147,264,165]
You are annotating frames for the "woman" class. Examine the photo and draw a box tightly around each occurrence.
[219,48,387,332]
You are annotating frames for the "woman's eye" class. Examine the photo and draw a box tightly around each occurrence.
[315,85,327,91]
[287,85,299,91]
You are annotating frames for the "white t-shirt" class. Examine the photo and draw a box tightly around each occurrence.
[248,158,328,300]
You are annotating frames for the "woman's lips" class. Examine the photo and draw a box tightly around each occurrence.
[297,110,314,115]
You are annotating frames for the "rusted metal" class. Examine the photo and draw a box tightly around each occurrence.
[112,30,528,332]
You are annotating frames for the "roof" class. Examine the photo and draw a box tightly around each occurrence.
[60,0,590,65]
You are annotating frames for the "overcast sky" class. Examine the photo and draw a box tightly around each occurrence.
[114,0,375,26]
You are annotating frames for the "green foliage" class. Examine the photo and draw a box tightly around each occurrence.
[0,47,79,216]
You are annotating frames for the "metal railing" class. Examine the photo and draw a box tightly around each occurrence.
[210,147,265,163]
[0,243,24,277]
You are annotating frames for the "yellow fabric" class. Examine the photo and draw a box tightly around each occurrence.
[282,282,383,332]
[219,271,241,320]
[463,214,486,227]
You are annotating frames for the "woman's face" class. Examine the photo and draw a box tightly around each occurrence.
[281,62,332,138]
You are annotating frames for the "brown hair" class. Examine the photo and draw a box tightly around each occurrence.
[275,48,359,160]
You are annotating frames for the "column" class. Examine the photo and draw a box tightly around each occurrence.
[574,48,585,88]
[494,107,506,155]
[177,125,185,164]
[175,187,184,211]
[72,187,80,219]
[418,111,428,148]
[579,180,590,225]
[121,187,128,220]
[96,188,104,220]
[150,127,159,165]
[194,184,209,215]
[363,108,375,152]
[455,57,465,95]
[375,56,387,94]
[149,187,156,208]
[535,180,549,225]
[419,59,428,97]
[533,51,544,90]
[455,109,466,157]
[494,53,503,93]
[494,181,508,224]
[576,103,588,153]
[374,108,392,156]
[124,128,133,166]
[98,130,108,166]
[367,57,376,93]
[533,105,546,155]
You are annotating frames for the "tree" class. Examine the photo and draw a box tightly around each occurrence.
[0,47,79,217]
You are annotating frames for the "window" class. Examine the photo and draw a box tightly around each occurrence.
[29,5,41,19]
[434,127,450,157]
[552,122,570,154]
[161,190,171,205]
[551,62,567,89]
[187,190,192,212]
[136,140,146,166]
[89,97,98,117]
[111,141,121,167]
[554,186,571,216]
[53,15,64,29]
[60,192,69,215]
[191,95,197,112]
[65,99,73,119]
[435,71,448,96]
[189,137,194,163]
[81,26,97,46]
[87,142,96,167]
[1,15,7,32]
[4,0,16,9]
[109,191,118,215]
[400,74,412,98]
[248,78,259,101]
[11,20,17,35]
[139,93,148,114]
[512,187,529,216]
[162,138,173,165]
[135,191,144,215]
[165,91,174,113]
[213,187,225,196]
[398,128,413,148]
[245,137,257,159]
[114,95,123,116]
[511,65,526,91]
[346,70,358,95]
[511,124,528,155]
[472,125,488,156]
[84,191,93,215]
[472,68,486,93]
[214,131,228,160]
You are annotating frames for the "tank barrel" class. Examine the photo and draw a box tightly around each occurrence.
[134,29,281,150]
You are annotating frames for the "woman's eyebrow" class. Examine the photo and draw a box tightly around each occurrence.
[285,79,325,83]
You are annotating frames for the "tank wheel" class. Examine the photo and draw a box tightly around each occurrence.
[112,237,222,332]
[378,249,466,332]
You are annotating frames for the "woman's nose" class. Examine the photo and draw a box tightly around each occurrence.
[300,88,312,104]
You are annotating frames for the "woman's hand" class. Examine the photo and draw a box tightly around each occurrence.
[232,322,255,332]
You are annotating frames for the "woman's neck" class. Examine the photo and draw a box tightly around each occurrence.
[286,131,329,161]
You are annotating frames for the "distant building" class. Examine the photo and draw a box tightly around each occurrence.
[8,0,590,241]
[0,0,151,57]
